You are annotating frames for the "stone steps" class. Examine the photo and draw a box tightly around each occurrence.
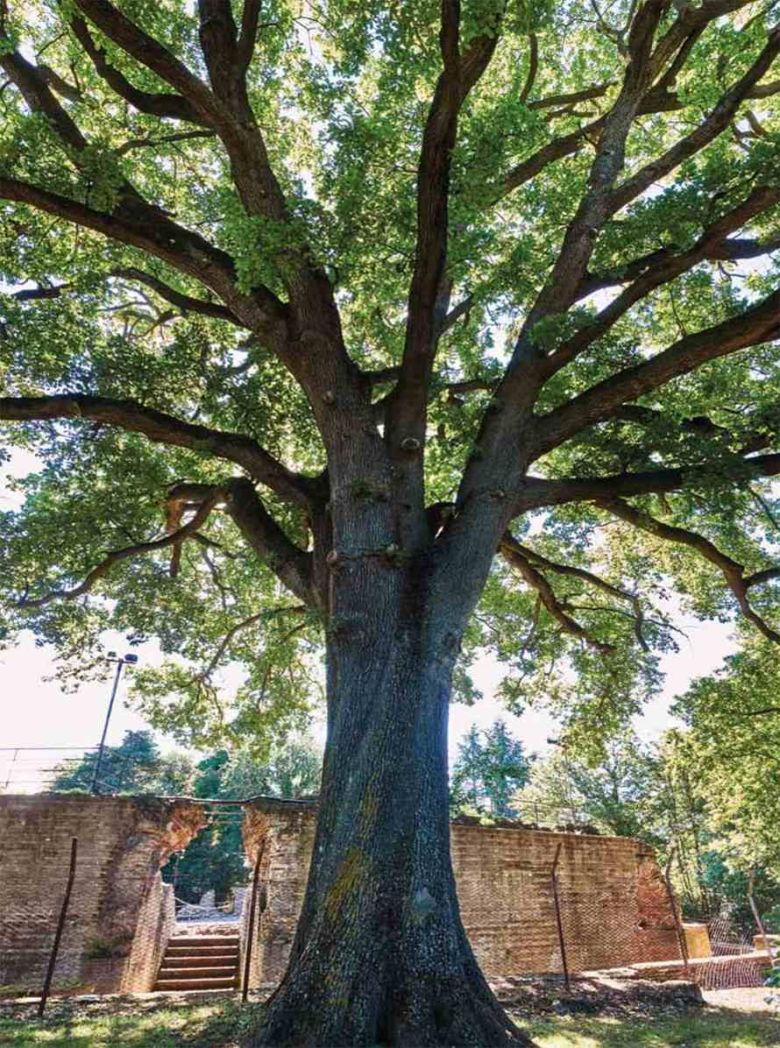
[155,976,239,991]
[158,965,237,980]
[166,945,239,956]
[165,943,235,951]
[154,935,240,992]
[160,953,239,967]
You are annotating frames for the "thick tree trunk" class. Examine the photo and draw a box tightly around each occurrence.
[253,565,534,1047]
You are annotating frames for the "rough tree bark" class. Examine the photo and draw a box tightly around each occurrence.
[254,554,531,1047]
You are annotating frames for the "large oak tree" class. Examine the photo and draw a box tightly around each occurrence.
[1,0,780,1043]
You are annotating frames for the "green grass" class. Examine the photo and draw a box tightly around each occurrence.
[0,1000,778,1047]
[0,1000,263,1047]
[526,1011,780,1047]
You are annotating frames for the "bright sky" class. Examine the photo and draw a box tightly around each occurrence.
[0,451,736,790]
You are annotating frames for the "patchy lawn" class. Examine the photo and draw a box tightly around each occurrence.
[0,996,778,1047]
[525,1010,780,1046]
[0,998,263,1047]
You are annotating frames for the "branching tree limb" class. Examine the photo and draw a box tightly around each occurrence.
[0,395,314,505]
[499,533,616,654]
[19,487,223,608]
[8,267,241,323]
[545,184,780,376]
[501,532,649,650]
[597,496,780,643]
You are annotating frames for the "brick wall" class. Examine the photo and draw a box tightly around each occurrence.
[242,800,316,987]
[450,822,679,976]
[241,801,680,987]
[121,878,176,992]
[0,795,203,993]
[0,794,679,996]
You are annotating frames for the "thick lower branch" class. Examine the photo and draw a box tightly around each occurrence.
[224,478,316,606]
[0,394,313,506]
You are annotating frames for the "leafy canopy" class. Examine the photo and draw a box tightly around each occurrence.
[0,0,779,751]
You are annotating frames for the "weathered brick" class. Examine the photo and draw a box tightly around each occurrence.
[0,795,203,993]
[0,795,680,996]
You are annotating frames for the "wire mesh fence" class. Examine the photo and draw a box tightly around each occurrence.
[0,745,184,795]
[0,747,101,792]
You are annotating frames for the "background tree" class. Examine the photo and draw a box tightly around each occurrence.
[2,0,780,1042]
[450,719,532,816]
[675,636,780,873]
[514,732,660,837]
[50,728,195,794]
[515,719,780,931]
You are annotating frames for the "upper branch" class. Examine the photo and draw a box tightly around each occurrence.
[0,395,315,506]
[533,286,780,457]
[72,0,220,124]
[110,267,241,322]
[385,0,500,526]
[0,39,280,327]
[516,452,780,509]
[526,0,669,317]
[492,3,774,210]
[578,232,780,300]
[236,0,263,75]
[70,15,210,125]
[609,26,780,215]
[9,267,240,324]
[597,496,780,643]
[0,177,287,338]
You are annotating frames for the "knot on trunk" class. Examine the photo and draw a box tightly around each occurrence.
[409,886,438,923]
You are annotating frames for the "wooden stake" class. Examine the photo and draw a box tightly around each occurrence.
[242,838,266,1002]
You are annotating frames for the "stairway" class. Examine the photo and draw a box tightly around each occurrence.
[154,933,240,991]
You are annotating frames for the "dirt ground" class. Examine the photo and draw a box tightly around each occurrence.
[703,987,778,1013]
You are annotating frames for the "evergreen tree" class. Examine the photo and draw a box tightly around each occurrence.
[451,720,532,817]
[51,729,194,794]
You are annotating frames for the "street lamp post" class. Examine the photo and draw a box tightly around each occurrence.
[90,651,138,795]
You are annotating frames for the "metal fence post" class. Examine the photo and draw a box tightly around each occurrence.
[663,848,690,978]
[38,837,78,1017]
[242,839,266,1002]
[550,842,570,992]
[748,871,776,965]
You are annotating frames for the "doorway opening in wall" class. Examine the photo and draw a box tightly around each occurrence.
[162,800,250,926]
[155,800,250,992]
